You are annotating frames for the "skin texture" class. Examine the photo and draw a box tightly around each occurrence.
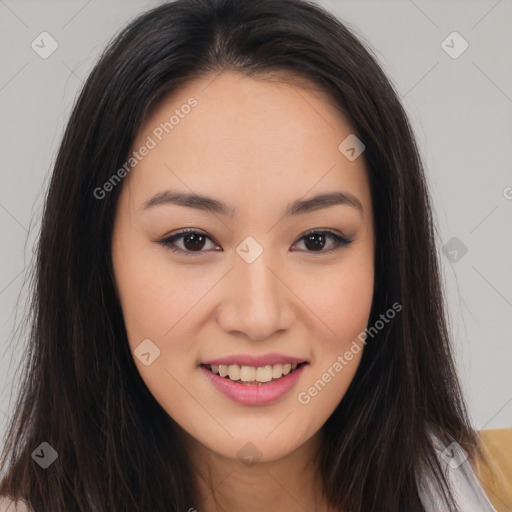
[111,71,375,512]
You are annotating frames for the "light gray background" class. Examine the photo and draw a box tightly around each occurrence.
[1,0,511,446]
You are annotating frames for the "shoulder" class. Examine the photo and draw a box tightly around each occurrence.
[416,429,499,512]
[0,497,31,512]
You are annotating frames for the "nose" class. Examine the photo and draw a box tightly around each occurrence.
[215,250,295,341]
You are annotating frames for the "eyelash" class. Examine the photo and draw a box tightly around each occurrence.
[159,228,352,257]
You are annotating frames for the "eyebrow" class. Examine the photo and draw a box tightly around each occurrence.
[141,189,363,216]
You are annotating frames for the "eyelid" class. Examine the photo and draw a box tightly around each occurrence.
[159,228,352,256]
[159,228,221,256]
[292,229,352,254]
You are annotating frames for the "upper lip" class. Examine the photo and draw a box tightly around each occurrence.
[201,353,308,367]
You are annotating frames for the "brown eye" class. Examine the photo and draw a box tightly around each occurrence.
[160,229,221,256]
[304,232,327,251]
[160,228,352,257]
[292,230,352,254]
[182,232,207,251]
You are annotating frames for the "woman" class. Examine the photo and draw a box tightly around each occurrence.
[0,0,500,510]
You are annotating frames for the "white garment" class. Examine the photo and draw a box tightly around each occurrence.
[0,497,29,512]
[416,431,498,511]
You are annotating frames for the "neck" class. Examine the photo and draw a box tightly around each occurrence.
[185,430,333,512]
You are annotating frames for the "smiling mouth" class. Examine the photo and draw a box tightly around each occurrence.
[201,362,308,384]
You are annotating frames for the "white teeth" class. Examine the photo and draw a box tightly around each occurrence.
[255,365,273,382]
[240,365,256,382]
[210,362,303,383]
[228,364,240,381]
[272,363,283,379]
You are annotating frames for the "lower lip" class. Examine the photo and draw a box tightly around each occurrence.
[199,363,308,406]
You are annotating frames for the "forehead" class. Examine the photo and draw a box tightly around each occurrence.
[124,71,370,216]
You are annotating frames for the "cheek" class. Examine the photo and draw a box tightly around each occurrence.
[113,247,205,425]
[113,239,215,344]
[295,257,374,347]
[293,257,373,409]
[332,270,374,343]
[293,273,371,425]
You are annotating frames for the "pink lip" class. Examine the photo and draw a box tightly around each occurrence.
[200,363,308,406]
[201,353,308,367]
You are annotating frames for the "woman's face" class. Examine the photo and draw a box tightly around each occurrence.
[111,71,374,465]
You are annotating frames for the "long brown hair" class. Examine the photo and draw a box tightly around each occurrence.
[0,0,482,510]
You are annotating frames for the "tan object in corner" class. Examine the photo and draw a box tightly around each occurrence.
[475,428,512,512]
